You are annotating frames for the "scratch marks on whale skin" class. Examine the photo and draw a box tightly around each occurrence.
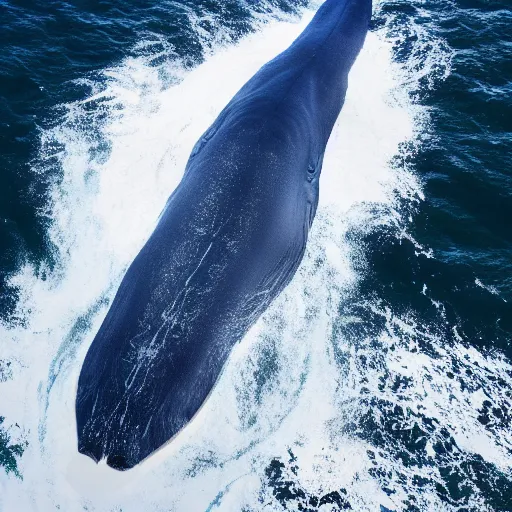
[81,213,235,452]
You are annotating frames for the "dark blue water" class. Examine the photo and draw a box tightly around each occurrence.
[0,0,511,510]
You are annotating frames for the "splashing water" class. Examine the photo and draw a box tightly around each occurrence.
[1,2,510,511]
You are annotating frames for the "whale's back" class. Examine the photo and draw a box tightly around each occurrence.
[76,0,371,471]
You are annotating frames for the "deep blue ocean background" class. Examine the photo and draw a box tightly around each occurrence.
[0,0,511,510]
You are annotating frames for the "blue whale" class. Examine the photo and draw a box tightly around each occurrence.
[76,0,371,471]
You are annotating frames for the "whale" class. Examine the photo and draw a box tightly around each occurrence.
[76,0,372,471]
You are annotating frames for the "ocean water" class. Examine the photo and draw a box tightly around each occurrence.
[0,0,511,510]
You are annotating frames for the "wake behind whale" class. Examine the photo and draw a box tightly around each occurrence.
[76,0,372,471]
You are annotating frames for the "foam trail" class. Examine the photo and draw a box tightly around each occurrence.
[1,2,509,511]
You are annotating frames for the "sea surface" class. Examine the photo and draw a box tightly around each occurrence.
[0,0,511,510]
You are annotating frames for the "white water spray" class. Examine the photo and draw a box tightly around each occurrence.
[1,3,509,512]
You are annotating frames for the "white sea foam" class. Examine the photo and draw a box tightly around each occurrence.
[0,2,509,511]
